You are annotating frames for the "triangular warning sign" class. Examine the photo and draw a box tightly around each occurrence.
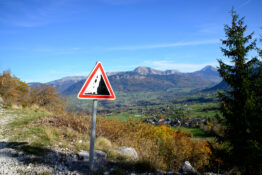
[77,62,115,100]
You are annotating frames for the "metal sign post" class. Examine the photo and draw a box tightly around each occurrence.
[77,61,115,172]
[89,99,98,171]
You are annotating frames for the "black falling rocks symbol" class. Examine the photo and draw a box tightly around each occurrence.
[97,75,110,95]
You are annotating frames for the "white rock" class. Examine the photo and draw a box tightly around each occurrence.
[117,146,138,160]
[181,161,199,174]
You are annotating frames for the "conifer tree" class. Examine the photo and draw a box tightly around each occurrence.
[217,9,262,173]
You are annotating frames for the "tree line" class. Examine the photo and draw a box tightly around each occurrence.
[0,70,65,113]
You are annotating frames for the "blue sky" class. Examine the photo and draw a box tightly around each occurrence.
[0,0,261,83]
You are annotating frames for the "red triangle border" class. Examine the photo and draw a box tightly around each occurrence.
[77,62,115,100]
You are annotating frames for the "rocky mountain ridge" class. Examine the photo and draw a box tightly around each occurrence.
[28,65,221,94]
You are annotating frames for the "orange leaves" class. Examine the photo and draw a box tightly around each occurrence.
[0,70,64,111]
[31,84,65,113]
[41,115,211,171]
[0,70,30,106]
[190,140,211,169]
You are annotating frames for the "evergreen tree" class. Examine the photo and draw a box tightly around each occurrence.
[217,9,262,174]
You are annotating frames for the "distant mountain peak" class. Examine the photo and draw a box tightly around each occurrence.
[200,65,217,72]
[134,66,163,75]
[134,66,152,72]
[191,65,221,83]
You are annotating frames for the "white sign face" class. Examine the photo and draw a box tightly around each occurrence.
[83,68,110,96]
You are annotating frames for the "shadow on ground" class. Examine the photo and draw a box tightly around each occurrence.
[0,141,157,175]
[0,141,92,174]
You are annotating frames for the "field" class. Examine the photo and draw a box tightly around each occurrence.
[172,127,213,139]
[65,88,220,118]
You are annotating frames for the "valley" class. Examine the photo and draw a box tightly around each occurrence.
[28,65,224,140]
[30,65,222,120]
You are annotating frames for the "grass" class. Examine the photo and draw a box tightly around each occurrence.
[103,101,220,122]
[106,112,146,121]
[167,87,195,93]
[172,127,212,138]
[7,109,118,156]
[7,109,52,147]
[185,102,220,118]
[9,108,51,128]
[2,108,55,155]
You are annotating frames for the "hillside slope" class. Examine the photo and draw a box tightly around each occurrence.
[202,80,230,92]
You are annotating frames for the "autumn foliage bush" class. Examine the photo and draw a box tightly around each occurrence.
[0,70,65,113]
[42,114,211,171]
[30,84,65,113]
[0,70,30,106]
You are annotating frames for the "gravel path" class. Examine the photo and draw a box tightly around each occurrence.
[0,105,84,175]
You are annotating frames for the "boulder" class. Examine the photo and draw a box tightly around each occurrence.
[116,146,138,160]
[180,161,199,175]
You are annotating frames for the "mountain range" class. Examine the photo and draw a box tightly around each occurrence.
[29,65,222,95]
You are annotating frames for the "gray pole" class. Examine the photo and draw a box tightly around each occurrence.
[89,99,98,171]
